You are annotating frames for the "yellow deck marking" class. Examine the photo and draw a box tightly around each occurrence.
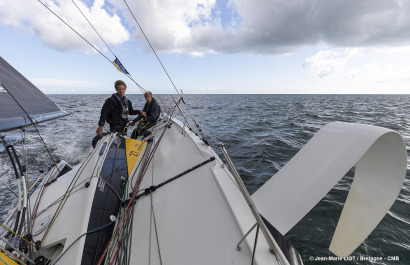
[125,138,146,176]
[0,251,19,265]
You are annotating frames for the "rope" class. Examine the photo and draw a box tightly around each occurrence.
[38,0,173,114]
[135,156,215,200]
[148,157,163,265]
[118,184,132,265]
[152,206,163,265]
[123,0,181,98]
[149,192,153,265]
[51,214,120,265]
[71,0,116,58]
[0,222,36,249]
[0,246,26,265]
[41,140,104,243]
[32,133,109,228]
[20,127,34,238]
[36,0,111,64]
[1,83,60,172]
[37,0,146,94]
[50,171,136,264]
[41,0,176,116]
[251,225,260,265]
[70,0,153,99]
[126,205,135,265]
[148,154,155,265]
[96,98,182,265]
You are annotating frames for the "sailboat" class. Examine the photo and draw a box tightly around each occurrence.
[0,3,408,264]
[0,51,408,265]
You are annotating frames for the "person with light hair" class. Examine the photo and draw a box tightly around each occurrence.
[96,80,139,135]
[130,91,161,138]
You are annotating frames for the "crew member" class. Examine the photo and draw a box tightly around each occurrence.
[96,80,139,135]
[130,91,161,138]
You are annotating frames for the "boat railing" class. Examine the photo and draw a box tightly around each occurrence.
[218,143,291,265]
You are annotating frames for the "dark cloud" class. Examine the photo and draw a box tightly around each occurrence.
[3,1,410,55]
[163,0,410,55]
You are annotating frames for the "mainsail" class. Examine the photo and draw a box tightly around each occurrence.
[0,57,69,132]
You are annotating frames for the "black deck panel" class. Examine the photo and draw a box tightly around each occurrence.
[81,137,128,265]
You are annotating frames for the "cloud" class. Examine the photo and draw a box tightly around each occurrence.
[303,46,410,85]
[0,0,129,52]
[108,0,224,55]
[231,0,410,53]
[2,0,410,55]
[303,48,364,78]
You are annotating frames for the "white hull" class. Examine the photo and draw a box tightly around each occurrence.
[2,116,406,265]
[12,115,299,265]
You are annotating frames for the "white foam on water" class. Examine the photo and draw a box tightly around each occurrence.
[387,211,410,226]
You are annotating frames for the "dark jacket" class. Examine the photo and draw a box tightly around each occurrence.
[98,94,139,130]
[133,98,161,124]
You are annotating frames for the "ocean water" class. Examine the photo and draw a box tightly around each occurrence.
[0,94,409,265]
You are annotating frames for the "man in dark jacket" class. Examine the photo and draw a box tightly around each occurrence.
[96,80,139,134]
[130,91,161,138]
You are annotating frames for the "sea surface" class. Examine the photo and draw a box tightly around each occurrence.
[1,94,409,265]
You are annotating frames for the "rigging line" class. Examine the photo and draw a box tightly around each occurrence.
[152,206,163,265]
[40,0,169,113]
[130,140,152,187]
[20,127,33,237]
[3,182,18,198]
[71,0,116,58]
[127,75,171,113]
[123,0,181,98]
[0,246,26,265]
[37,0,111,63]
[148,155,155,265]
[34,168,122,220]
[0,222,36,248]
[33,186,86,219]
[157,96,170,114]
[91,176,122,201]
[44,244,61,265]
[41,140,103,243]
[107,184,135,264]
[117,185,131,265]
[97,98,182,265]
[66,110,98,132]
[51,211,124,265]
[1,83,60,173]
[36,0,145,95]
[197,124,220,146]
[171,95,193,130]
[71,0,153,98]
[251,225,260,265]
[149,182,163,265]
[126,202,135,265]
[136,156,216,200]
[127,75,146,93]
[149,193,152,265]
[31,160,69,227]
[107,210,132,264]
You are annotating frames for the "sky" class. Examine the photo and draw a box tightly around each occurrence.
[1,0,410,94]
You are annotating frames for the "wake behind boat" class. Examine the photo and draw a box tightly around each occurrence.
[0,3,408,264]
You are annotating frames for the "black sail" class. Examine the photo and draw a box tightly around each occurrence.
[0,57,69,132]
